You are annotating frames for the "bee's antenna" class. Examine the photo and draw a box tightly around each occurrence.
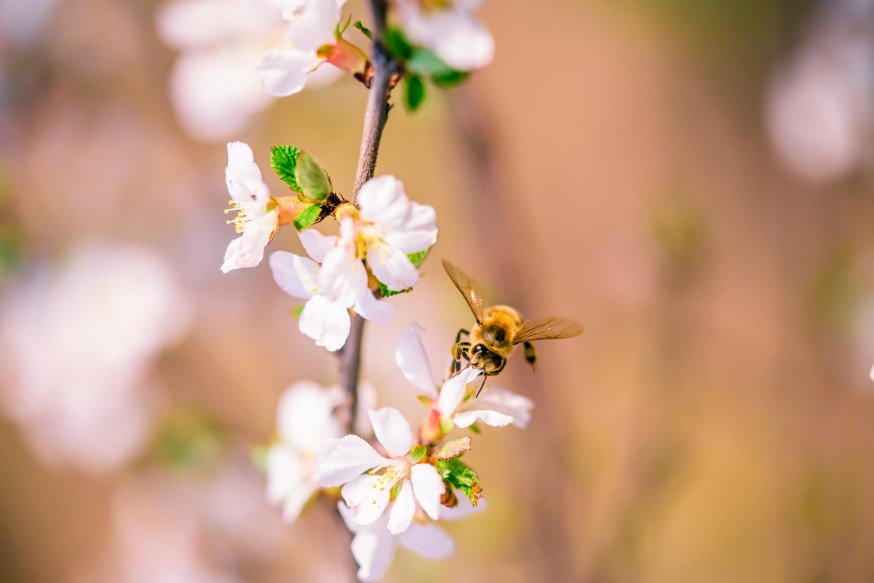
[475,374,487,398]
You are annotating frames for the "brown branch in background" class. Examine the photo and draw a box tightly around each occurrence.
[339,0,399,435]
[448,83,577,583]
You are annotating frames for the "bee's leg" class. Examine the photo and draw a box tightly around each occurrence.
[452,341,471,374]
[454,328,470,344]
[523,342,537,372]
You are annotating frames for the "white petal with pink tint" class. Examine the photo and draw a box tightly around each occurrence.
[410,463,444,520]
[395,323,437,397]
[369,407,414,457]
[299,294,350,351]
[314,434,390,487]
[387,480,416,534]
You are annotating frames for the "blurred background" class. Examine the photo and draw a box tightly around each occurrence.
[3,0,874,581]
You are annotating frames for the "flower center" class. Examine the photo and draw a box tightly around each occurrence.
[367,459,411,499]
[224,199,250,234]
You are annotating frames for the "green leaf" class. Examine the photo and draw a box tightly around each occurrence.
[289,305,305,319]
[408,246,431,268]
[293,204,323,231]
[384,26,413,60]
[409,444,428,463]
[404,74,426,112]
[377,246,433,297]
[354,20,373,40]
[437,457,483,506]
[271,145,302,193]
[295,150,332,202]
[407,48,469,88]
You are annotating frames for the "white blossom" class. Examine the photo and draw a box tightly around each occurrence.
[396,324,533,428]
[0,243,191,474]
[257,0,353,97]
[394,0,494,71]
[270,224,394,351]
[265,381,345,521]
[337,491,483,582]
[314,407,445,533]
[338,175,438,292]
[221,141,279,273]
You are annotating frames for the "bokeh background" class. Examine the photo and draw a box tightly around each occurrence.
[3,0,874,581]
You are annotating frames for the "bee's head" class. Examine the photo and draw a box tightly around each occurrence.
[470,344,506,375]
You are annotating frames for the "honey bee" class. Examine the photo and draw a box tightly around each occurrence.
[442,260,583,389]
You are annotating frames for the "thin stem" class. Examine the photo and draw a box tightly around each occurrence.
[339,0,399,434]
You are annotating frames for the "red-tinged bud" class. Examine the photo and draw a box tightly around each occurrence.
[273,196,310,228]
[318,39,372,86]
[417,407,444,444]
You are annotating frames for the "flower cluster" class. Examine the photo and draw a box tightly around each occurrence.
[221,139,437,350]
[213,1,503,579]
[262,325,530,580]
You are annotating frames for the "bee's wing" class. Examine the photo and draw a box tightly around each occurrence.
[442,260,485,324]
[513,317,584,344]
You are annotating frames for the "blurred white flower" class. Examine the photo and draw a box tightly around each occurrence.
[396,324,533,429]
[257,0,364,97]
[270,223,394,351]
[765,4,874,183]
[265,380,345,521]
[337,491,483,582]
[315,407,445,533]
[156,0,283,140]
[394,0,494,71]
[222,141,280,273]
[0,243,192,474]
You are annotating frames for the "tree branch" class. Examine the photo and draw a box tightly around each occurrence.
[338,0,399,434]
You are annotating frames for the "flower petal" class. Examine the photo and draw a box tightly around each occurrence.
[269,251,318,299]
[410,463,444,520]
[366,242,419,292]
[265,445,316,522]
[256,48,320,97]
[220,218,276,272]
[298,228,337,263]
[314,434,390,487]
[382,201,438,254]
[369,408,414,457]
[477,387,534,429]
[319,220,368,305]
[286,0,340,51]
[353,289,395,324]
[395,323,436,397]
[275,380,344,449]
[403,9,494,71]
[357,175,409,226]
[387,479,416,534]
[298,294,350,351]
[343,473,392,526]
[351,516,396,582]
[437,366,481,418]
[453,408,513,428]
[397,522,455,560]
[226,141,269,202]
